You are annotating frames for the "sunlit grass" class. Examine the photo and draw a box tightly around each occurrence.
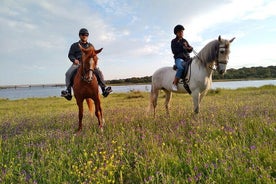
[0,85,275,183]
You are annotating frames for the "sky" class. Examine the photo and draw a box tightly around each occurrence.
[0,0,276,85]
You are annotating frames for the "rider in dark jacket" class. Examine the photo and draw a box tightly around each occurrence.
[171,25,193,91]
[61,28,112,100]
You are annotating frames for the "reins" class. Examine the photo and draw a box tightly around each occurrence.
[192,43,224,71]
[78,44,97,83]
[81,66,94,83]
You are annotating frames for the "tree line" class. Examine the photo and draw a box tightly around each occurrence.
[106,66,276,84]
[213,65,276,80]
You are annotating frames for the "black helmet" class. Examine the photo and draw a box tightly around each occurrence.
[174,25,185,35]
[79,28,89,35]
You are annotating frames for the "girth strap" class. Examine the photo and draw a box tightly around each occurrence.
[183,82,192,94]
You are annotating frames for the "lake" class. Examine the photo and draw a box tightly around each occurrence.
[0,80,275,100]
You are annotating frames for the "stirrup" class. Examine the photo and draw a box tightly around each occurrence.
[61,90,70,96]
[61,90,72,100]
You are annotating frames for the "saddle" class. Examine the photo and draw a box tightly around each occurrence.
[173,58,192,94]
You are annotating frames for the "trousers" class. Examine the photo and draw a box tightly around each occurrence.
[65,64,106,92]
[175,58,186,78]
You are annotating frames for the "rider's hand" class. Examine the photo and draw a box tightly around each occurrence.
[74,59,80,65]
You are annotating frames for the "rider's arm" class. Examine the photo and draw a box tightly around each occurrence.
[68,43,79,63]
[184,40,193,53]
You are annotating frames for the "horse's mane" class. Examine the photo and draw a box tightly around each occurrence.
[196,40,220,66]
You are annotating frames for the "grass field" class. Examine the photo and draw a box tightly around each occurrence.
[0,85,275,183]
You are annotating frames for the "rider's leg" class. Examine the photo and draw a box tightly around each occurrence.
[94,67,112,97]
[172,58,184,90]
[61,64,78,99]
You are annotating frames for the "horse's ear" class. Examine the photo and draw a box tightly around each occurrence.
[229,37,236,43]
[95,48,103,54]
[218,35,221,41]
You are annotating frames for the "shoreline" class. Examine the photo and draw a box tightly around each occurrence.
[0,78,275,89]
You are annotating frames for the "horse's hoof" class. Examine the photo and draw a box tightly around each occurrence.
[74,128,82,134]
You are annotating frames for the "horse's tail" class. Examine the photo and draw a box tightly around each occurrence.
[86,98,94,117]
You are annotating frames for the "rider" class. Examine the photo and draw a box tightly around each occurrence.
[61,28,112,100]
[171,24,193,91]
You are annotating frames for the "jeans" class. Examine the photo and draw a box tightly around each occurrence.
[175,58,185,78]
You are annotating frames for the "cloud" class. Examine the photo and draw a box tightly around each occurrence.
[183,0,276,42]
[230,42,276,68]
[0,0,275,85]
[93,0,132,15]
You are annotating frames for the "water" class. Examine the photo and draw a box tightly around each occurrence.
[210,80,276,89]
[0,80,275,100]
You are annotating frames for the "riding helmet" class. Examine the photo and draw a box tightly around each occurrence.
[174,25,185,34]
[79,28,89,35]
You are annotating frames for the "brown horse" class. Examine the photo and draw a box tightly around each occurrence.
[73,44,104,132]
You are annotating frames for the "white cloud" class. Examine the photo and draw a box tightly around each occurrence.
[93,0,132,15]
[240,0,276,20]
[184,0,276,42]
[0,0,275,85]
[230,42,276,68]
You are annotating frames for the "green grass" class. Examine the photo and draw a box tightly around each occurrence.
[0,85,275,183]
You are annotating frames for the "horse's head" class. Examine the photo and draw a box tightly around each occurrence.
[79,44,103,82]
[216,35,235,74]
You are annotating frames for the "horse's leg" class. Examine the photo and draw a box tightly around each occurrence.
[192,91,200,114]
[86,98,94,118]
[93,97,104,131]
[163,89,172,117]
[150,88,159,118]
[199,91,207,103]
[76,98,84,132]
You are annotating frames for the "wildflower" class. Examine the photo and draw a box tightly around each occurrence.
[87,160,93,165]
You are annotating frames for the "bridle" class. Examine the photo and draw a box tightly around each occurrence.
[80,49,97,83]
[217,44,229,64]
[193,42,229,71]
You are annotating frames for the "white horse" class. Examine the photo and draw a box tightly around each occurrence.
[150,35,235,117]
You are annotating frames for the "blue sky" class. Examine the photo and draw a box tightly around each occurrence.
[0,0,275,85]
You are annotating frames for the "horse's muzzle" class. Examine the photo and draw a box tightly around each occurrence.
[218,69,225,74]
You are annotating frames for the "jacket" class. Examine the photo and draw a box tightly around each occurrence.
[171,37,193,60]
[68,41,94,62]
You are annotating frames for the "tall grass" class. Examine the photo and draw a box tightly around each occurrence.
[0,86,275,183]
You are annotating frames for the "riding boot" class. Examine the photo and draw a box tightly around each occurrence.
[61,86,72,101]
[66,86,72,95]
[94,68,112,97]
[103,86,112,97]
